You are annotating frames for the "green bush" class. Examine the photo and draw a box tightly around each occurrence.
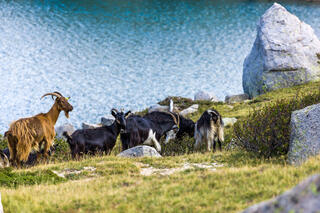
[51,137,71,161]
[0,134,7,150]
[0,167,65,188]
[161,135,195,156]
[233,90,320,158]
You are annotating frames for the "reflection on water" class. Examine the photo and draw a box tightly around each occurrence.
[0,0,319,131]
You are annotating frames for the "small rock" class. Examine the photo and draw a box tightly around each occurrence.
[222,118,237,126]
[194,90,218,102]
[225,94,249,104]
[117,145,162,158]
[242,174,320,213]
[101,115,115,126]
[82,122,102,129]
[0,192,3,213]
[179,104,199,116]
[148,104,170,113]
[288,103,320,165]
[55,123,75,139]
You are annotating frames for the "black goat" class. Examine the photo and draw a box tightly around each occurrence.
[121,111,180,152]
[63,109,130,159]
[176,115,195,139]
[194,109,224,152]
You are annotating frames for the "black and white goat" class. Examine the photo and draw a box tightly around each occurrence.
[121,111,180,152]
[63,109,130,159]
[194,109,224,152]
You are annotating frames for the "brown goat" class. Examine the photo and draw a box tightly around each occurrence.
[5,92,73,168]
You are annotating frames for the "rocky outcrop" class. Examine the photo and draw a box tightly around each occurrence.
[179,104,199,116]
[242,174,320,213]
[82,122,102,129]
[148,104,170,113]
[288,103,320,165]
[225,94,249,104]
[55,123,75,139]
[101,115,115,126]
[222,117,237,127]
[117,145,162,158]
[243,3,320,98]
[194,90,218,102]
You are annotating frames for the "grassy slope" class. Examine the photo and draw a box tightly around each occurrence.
[1,81,320,213]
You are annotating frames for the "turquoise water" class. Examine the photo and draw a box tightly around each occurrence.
[0,0,319,131]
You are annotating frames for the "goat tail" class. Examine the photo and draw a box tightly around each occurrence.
[63,131,73,145]
[218,125,224,143]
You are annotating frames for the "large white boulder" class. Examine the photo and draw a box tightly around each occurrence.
[243,3,320,98]
[288,103,320,165]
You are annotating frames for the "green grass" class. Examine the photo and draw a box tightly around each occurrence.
[1,81,320,212]
[1,152,320,212]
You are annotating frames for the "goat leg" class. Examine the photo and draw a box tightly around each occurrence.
[213,139,216,152]
[218,139,222,151]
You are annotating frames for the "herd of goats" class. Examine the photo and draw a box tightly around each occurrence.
[0,92,224,168]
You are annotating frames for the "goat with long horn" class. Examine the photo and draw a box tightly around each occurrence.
[5,91,73,168]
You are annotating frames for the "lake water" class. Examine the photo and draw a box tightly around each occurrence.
[0,0,319,132]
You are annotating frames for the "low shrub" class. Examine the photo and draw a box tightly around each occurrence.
[161,134,211,156]
[161,135,195,156]
[0,134,7,150]
[233,89,320,158]
[51,137,71,161]
[0,167,65,188]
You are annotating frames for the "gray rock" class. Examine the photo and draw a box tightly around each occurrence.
[55,123,75,138]
[288,103,320,165]
[101,115,115,126]
[242,174,320,213]
[243,3,320,98]
[179,104,199,116]
[82,122,102,129]
[225,94,249,104]
[194,90,218,102]
[148,104,170,113]
[222,118,237,127]
[0,192,3,213]
[117,145,162,158]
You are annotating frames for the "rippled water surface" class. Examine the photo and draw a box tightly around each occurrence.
[0,0,320,131]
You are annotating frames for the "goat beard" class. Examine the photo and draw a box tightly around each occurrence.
[65,111,70,118]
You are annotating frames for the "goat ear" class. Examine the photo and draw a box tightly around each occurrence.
[125,111,132,118]
[111,109,117,117]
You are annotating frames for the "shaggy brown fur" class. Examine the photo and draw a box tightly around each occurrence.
[5,92,73,168]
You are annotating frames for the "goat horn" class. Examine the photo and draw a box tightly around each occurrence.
[111,108,119,113]
[53,91,63,97]
[41,92,62,100]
